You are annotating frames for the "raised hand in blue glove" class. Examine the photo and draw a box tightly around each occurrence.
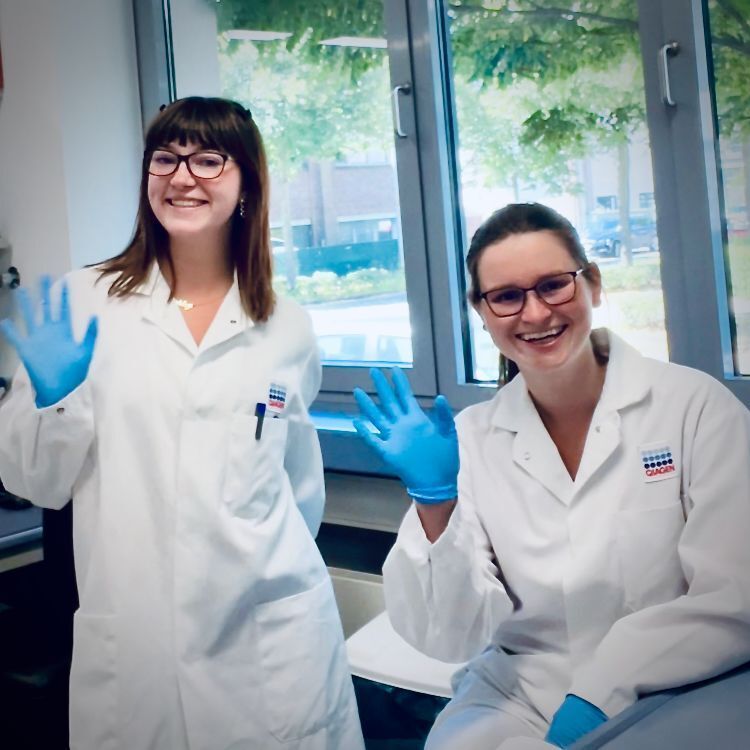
[353,367,458,503]
[545,694,608,748]
[0,276,98,408]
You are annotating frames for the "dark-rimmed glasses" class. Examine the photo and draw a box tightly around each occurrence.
[480,269,583,318]
[148,149,232,180]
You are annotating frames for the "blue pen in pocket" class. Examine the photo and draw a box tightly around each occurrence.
[254,402,266,440]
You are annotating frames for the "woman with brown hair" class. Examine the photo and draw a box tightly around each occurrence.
[354,202,750,749]
[0,97,363,750]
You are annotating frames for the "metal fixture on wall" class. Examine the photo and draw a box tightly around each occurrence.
[0,266,20,289]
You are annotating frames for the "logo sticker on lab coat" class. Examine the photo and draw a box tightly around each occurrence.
[639,442,677,483]
[267,383,287,416]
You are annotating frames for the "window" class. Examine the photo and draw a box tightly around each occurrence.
[337,217,397,244]
[271,222,313,250]
[706,0,750,376]
[596,196,619,211]
[134,0,748,421]
[441,1,668,376]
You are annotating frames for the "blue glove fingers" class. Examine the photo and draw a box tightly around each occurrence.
[432,394,456,437]
[391,366,418,414]
[57,281,72,331]
[369,368,400,421]
[353,387,390,435]
[81,315,98,352]
[352,418,387,459]
[546,695,607,748]
[0,318,22,352]
[16,287,37,336]
[39,275,53,325]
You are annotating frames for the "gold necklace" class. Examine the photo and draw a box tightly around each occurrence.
[173,293,228,311]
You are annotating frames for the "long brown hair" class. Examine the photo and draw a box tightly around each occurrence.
[99,96,274,321]
[466,203,596,384]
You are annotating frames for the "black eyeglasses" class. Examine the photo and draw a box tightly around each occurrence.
[480,269,583,318]
[148,149,232,179]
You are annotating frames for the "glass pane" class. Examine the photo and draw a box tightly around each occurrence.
[442,0,668,381]
[170,1,412,366]
[707,0,750,376]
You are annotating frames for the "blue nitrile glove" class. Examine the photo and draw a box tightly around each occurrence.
[0,276,98,408]
[545,694,608,748]
[352,367,458,503]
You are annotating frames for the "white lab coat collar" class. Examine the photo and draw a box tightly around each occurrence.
[489,330,651,430]
[136,262,255,356]
[488,330,652,504]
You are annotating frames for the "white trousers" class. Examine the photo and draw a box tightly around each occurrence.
[426,649,552,750]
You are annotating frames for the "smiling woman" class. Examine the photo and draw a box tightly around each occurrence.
[467,204,602,393]
[0,97,365,750]
[146,140,242,267]
[352,202,750,750]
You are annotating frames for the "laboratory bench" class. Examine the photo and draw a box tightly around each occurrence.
[0,499,43,573]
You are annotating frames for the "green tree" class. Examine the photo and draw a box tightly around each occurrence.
[214,0,385,81]
[212,0,750,262]
[218,33,390,287]
[212,0,647,260]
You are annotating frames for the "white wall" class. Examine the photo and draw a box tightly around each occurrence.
[0,0,142,379]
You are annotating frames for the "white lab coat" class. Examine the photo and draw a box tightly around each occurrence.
[0,265,364,750]
[384,331,750,726]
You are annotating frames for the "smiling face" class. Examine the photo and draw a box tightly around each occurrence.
[475,229,601,378]
[147,140,242,245]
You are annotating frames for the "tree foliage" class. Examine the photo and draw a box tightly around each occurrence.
[446,0,638,87]
[214,0,385,81]
[452,0,649,197]
[219,36,389,178]
[210,0,750,191]
[710,0,750,136]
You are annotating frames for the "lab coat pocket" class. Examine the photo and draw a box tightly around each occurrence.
[616,503,686,612]
[69,613,118,750]
[255,577,351,742]
[225,414,288,519]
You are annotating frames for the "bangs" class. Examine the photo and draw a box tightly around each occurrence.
[145,97,249,155]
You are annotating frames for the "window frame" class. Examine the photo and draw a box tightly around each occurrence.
[132,0,749,444]
[637,0,749,402]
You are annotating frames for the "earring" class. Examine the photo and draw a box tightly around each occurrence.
[239,197,247,219]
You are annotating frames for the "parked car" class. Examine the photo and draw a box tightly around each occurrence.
[311,314,413,365]
[581,213,659,258]
[317,329,412,365]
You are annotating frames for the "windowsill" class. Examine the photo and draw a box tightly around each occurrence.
[312,411,359,434]
[312,410,395,475]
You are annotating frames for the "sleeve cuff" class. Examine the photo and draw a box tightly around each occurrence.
[395,500,466,561]
[37,380,93,420]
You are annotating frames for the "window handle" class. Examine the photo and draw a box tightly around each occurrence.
[658,41,680,107]
[391,83,412,138]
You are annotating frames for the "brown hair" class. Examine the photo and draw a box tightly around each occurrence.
[98,96,274,321]
[466,203,597,384]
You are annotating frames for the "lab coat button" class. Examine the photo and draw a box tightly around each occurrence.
[595,425,601,433]
[523,451,531,460]
[56,407,65,415]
